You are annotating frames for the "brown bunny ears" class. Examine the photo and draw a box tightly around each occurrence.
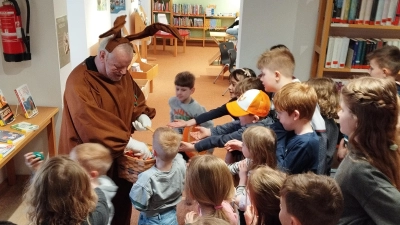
[99,15,183,52]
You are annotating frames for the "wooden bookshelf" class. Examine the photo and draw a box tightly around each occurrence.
[311,0,400,78]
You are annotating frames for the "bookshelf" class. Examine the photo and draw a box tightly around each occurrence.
[311,0,400,78]
[151,0,173,24]
[151,0,237,47]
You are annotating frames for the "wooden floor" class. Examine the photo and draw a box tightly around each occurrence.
[0,44,233,224]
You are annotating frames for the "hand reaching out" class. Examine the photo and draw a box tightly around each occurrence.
[167,119,196,128]
[225,139,243,151]
[238,159,248,184]
[244,205,258,225]
[185,211,198,224]
[179,141,196,152]
[132,114,152,131]
[190,126,211,140]
[24,152,44,172]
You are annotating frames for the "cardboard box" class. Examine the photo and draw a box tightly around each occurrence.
[134,79,150,100]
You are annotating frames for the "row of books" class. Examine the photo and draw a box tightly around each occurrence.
[0,84,39,126]
[332,0,400,25]
[172,4,204,15]
[204,19,223,30]
[153,1,170,12]
[173,17,204,27]
[325,36,400,69]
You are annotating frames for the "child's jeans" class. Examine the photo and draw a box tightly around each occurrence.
[138,207,177,225]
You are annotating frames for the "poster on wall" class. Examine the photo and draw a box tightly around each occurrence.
[56,15,70,69]
[110,0,126,14]
[97,0,107,11]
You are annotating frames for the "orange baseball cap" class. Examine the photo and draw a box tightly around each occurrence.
[226,89,271,117]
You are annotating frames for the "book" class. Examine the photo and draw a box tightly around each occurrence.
[364,0,374,24]
[0,89,15,126]
[0,130,25,144]
[0,144,15,158]
[325,36,336,68]
[357,0,368,23]
[341,0,352,23]
[333,0,345,23]
[374,0,385,24]
[14,84,39,119]
[348,0,360,24]
[331,37,343,68]
[339,37,350,68]
[386,0,399,25]
[369,0,380,24]
[10,122,39,133]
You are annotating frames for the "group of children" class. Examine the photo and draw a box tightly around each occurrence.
[16,44,400,225]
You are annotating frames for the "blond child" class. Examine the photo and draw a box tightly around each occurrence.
[273,82,320,174]
[24,156,109,225]
[185,155,238,225]
[335,77,400,224]
[279,173,343,225]
[69,143,117,225]
[306,77,340,175]
[367,45,400,95]
[244,166,287,225]
[129,127,185,225]
[258,48,327,174]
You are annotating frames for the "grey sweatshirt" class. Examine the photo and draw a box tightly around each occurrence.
[98,175,118,225]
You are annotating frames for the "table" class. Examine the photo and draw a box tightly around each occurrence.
[153,30,190,57]
[0,106,59,185]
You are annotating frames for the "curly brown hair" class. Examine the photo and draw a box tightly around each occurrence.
[306,77,339,119]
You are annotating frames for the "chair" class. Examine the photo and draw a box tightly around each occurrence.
[213,42,235,84]
[222,48,237,96]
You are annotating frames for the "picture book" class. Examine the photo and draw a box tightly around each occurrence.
[14,84,39,119]
[10,121,39,133]
[0,130,25,144]
[0,89,15,126]
[0,144,15,159]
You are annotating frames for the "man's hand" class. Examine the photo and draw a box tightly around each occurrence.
[179,141,196,152]
[24,152,44,172]
[190,126,211,140]
[225,139,243,151]
[126,138,152,159]
[132,114,152,131]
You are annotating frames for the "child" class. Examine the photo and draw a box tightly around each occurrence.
[168,68,257,128]
[273,82,320,174]
[228,126,277,225]
[168,71,213,135]
[179,89,272,153]
[23,156,109,225]
[306,77,340,175]
[185,155,238,225]
[366,45,400,95]
[185,215,231,225]
[244,166,287,225]
[69,143,117,225]
[258,48,327,174]
[280,173,344,225]
[129,127,185,225]
[334,77,400,224]
[25,143,117,225]
[226,17,239,40]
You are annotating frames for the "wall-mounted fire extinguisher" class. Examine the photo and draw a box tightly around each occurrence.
[0,0,30,62]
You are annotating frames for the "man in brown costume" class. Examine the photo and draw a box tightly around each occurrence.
[59,16,182,225]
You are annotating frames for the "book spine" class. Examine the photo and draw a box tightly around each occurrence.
[331,37,343,68]
[374,0,385,24]
[357,0,368,23]
[348,0,360,24]
[339,37,350,68]
[325,36,335,68]
[341,0,351,23]
[386,0,398,24]
[364,0,374,24]
[381,0,391,23]
[369,0,380,24]
[393,0,400,24]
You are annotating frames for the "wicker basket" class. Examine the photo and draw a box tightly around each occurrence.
[118,154,156,183]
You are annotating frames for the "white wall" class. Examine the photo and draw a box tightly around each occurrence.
[0,0,66,181]
[237,0,319,81]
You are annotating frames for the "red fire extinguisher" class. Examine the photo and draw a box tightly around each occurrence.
[0,0,30,62]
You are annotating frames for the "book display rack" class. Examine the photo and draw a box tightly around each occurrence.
[311,0,400,78]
